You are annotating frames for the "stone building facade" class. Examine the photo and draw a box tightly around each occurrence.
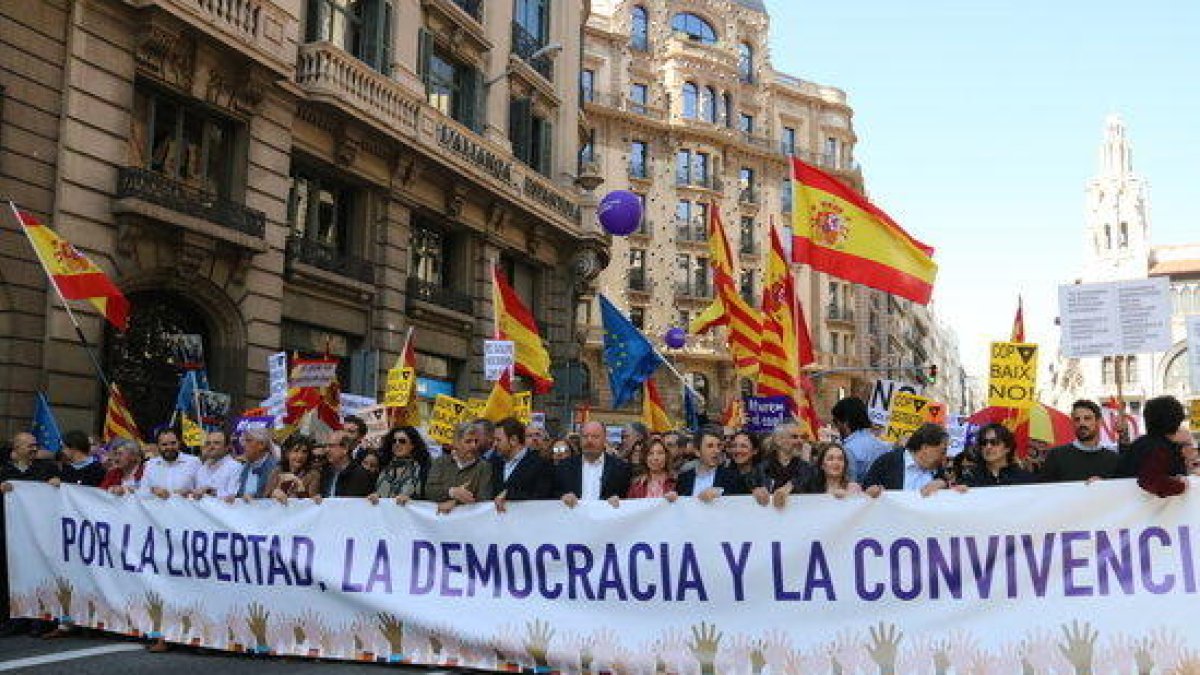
[0,0,607,437]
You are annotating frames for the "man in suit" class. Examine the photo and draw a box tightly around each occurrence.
[235,427,278,499]
[321,430,375,497]
[555,421,631,507]
[491,417,552,511]
[674,428,747,501]
[862,423,952,497]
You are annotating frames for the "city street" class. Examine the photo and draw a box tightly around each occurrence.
[0,634,450,674]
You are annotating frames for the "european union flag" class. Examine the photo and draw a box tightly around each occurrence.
[600,294,662,409]
[175,369,211,416]
[32,392,63,453]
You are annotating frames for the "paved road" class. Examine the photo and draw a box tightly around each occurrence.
[0,633,465,674]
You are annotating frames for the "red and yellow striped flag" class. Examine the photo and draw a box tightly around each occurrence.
[493,267,553,394]
[757,225,815,416]
[102,383,141,441]
[13,206,130,330]
[1011,295,1025,342]
[689,206,762,377]
[642,377,674,434]
[791,158,937,305]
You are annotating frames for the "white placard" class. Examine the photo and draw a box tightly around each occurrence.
[1188,315,1200,395]
[268,352,288,398]
[867,379,924,427]
[339,393,377,418]
[1058,278,1173,357]
[484,339,515,381]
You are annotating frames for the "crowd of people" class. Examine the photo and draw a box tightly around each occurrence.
[0,393,1195,644]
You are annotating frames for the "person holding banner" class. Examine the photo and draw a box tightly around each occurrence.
[761,423,812,491]
[727,431,770,506]
[1123,395,1190,498]
[99,439,144,492]
[48,430,105,487]
[192,431,241,499]
[862,423,953,497]
[137,429,200,498]
[492,417,553,511]
[370,427,430,504]
[831,397,891,483]
[234,428,279,500]
[265,434,322,501]
[672,428,748,502]
[960,424,1035,488]
[1039,400,1119,484]
[425,422,494,514]
[801,442,862,498]
[321,431,375,498]
[626,438,676,498]
[554,421,630,508]
[2,432,59,486]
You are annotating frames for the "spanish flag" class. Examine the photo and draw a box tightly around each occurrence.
[689,206,762,377]
[492,267,553,394]
[12,204,130,330]
[481,370,515,422]
[102,383,141,441]
[790,158,937,305]
[642,377,674,434]
[756,225,815,415]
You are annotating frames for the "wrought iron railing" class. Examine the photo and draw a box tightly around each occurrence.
[117,166,265,237]
[511,22,553,80]
[406,276,474,315]
[827,305,855,322]
[675,171,721,191]
[286,235,374,283]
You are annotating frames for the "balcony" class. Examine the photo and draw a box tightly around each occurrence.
[286,235,374,284]
[584,91,669,122]
[674,218,706,243]
[114,167,266,249]
[788,147,861,174]
[739,239,758,256]
[406,276,474,316]
[451,0,482,20]
[295,42,422,141]
[627,162,649,180]
[128,0,297,77]
[511,22,553,80]
[738,186,759,205]
[675,171,722,191]
[675,282,714,300]
[827,305,855,324]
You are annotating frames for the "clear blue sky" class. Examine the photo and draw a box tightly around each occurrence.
[764,0,1200,375]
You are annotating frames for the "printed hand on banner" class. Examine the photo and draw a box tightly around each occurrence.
[144,591,165,634]
[1058,620,1098,675]
[293,620,307,648]
[53,577,74,618]
[932,638,952,675]
[688,622,723,675]
[376,613,405,655]
[86,599,97,625]
[246,602,271,650]
[749,639,768,675]
[524,619,555,667]
[867,622,902,674]
[1133,637,1154,675]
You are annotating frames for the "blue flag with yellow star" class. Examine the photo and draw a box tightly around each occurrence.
[600,294,662,409]
[32,392,63,453]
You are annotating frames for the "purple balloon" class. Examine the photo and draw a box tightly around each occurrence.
[598,190,643,236]
[664,327,687,349]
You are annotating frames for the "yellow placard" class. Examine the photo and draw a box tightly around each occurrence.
[1190,400,1200,433]
[987,342,1039,409]
[514,392,532,424]
[181,415,204,448]
[428,394,467,445]
[383,367,415,408]
[465,398,488,421]
[883,391,933,444]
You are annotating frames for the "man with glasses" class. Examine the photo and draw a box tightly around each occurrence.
[321,430,374,497]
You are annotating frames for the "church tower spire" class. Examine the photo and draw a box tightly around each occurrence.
[1082,114,1150,281]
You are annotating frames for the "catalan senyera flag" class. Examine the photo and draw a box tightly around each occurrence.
[102,383,141,442]
[12,205,130,330]
[790,158,937,305]
[1011,295,1025,342]
[796,374,821,440]
[689,206,762,377]
[757,225,816,416]
[492,267,553,394]
[481,369,515,422]
[642,378,674,434]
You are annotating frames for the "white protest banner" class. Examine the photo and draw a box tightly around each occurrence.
[1188,315,1200,395]
[484,340,515,381]
[1059,278,1173,357]
[290,359,338,389]
[10,481,1200,673]
[268,352,288,400]
[867,379,923,427]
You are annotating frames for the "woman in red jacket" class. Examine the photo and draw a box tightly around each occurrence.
[1127,395,1190,497]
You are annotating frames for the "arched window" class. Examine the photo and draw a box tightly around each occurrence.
[671,12,717,44]
[1163,350,1188,395]
[682,82,698,118]
[738,43,753,82]
[630,6,648,51]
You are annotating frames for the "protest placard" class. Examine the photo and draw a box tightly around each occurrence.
[987,342,1039,409]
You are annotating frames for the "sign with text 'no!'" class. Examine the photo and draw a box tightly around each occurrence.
[987,342,1039,409]
[868,379,924,426]
[882,391,933,444]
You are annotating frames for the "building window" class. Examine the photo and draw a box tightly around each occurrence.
[410,221,450,287]
[628,249,647,290]
[781,177,792,212]
[514,0,550,43]
[692,257,711,297]
[1124,356,1137,384]
[630,83,648,113]
[630,5,648,51]
[825,137,839,168]
[629,307,645,329]
[782,126,796,155]
[509,98,552,175]
[723,93,733,127]
[1101,357,1112,385]
[688,373,709,411]
[306,0,393,74]
[421,40,482,130]
[629,140,648,178]
[739,113,754,134]
[288,167,358,254]
[580,69,595,103]
[738,42,754,82]
[671,12,717,43]
[739,269,755,304]
[133,85,238,196]
[633,193,648,234]
[739,167,754,200]
[682,82,698,118]
[739,216,755,254]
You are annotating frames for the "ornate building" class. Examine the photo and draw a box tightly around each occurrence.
[0,0,608,437]
[1046,115,1200,416]
[577,0,871,422]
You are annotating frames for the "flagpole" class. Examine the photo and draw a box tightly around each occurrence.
[9,201,112,391]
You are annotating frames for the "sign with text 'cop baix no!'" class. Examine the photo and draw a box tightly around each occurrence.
[383,368,415,408]
[867,379,924,426]
[987,342,1039,409]
[1058,278,1173,358]
[484,340,515,381]
[428,394,468,445]
[744,395,791,434]
[881,390,933,444]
